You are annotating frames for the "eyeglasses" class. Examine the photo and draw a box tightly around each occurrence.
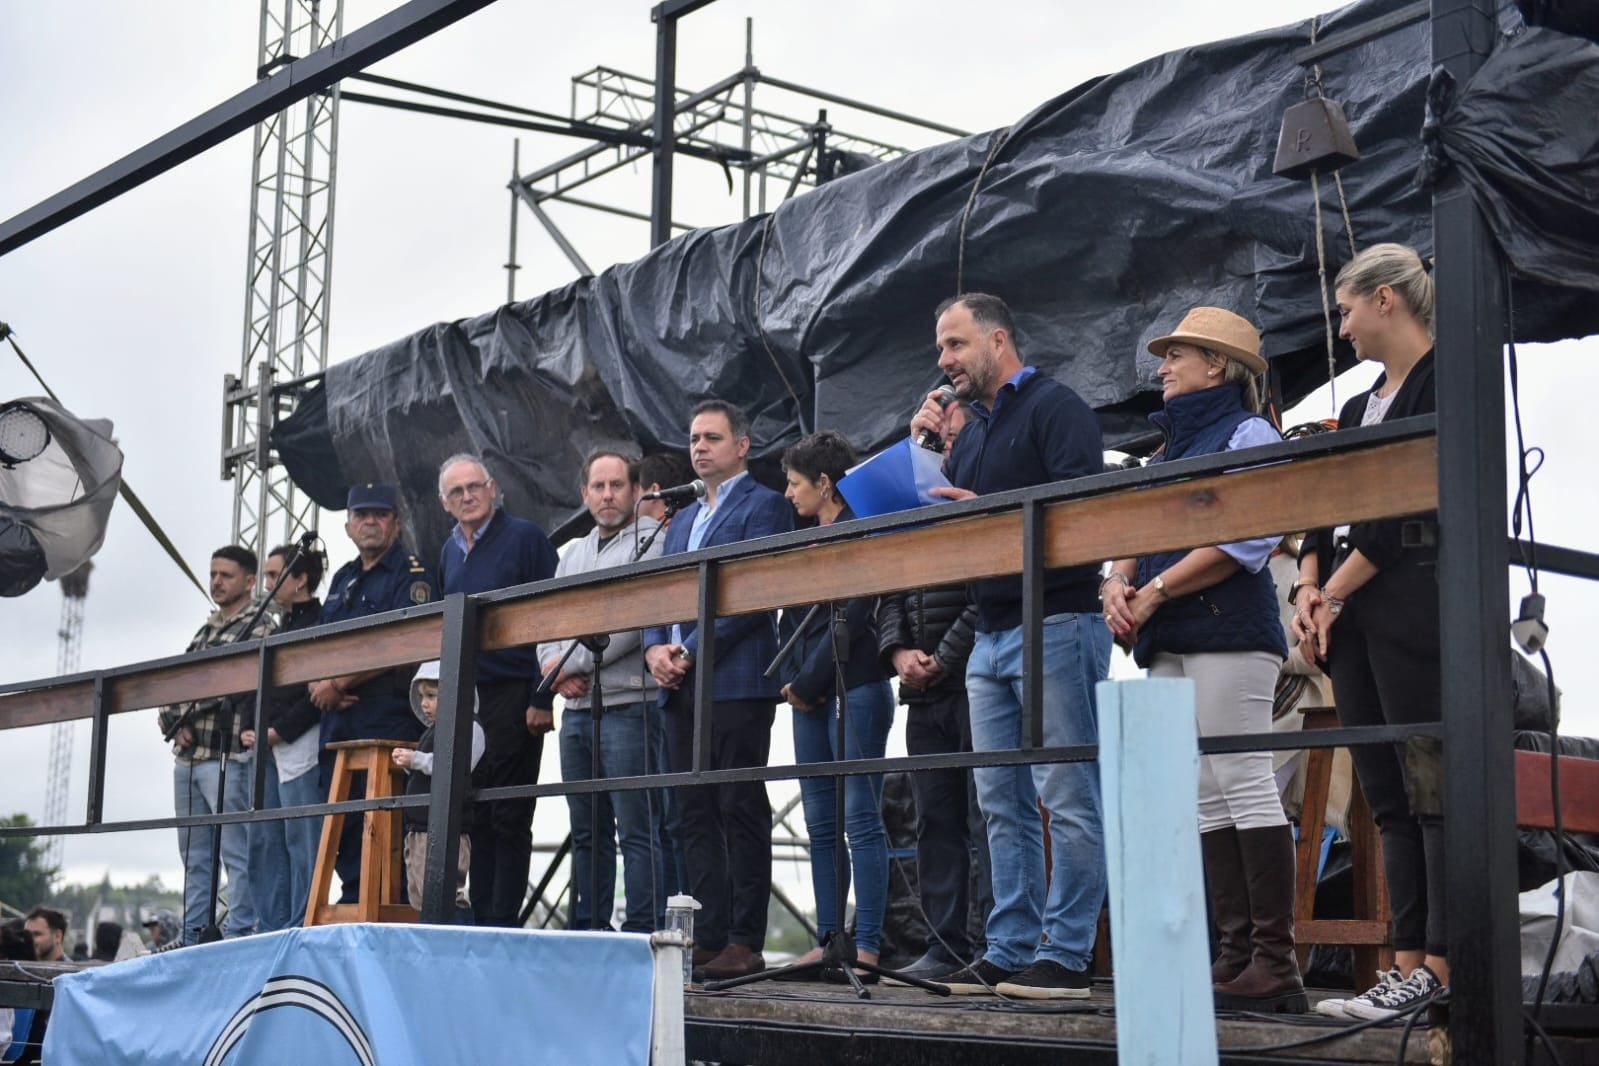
[444,480,491,502]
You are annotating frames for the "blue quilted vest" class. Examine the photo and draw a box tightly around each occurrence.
[1133,384,1288,667]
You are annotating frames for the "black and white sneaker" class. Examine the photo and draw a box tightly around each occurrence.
[1341,964,1444,1020]
[1313,965,1402,1018]
[935,959,1019,996]
[996,959,1094,1000]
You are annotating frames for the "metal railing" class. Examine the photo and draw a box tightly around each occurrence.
[6,415,1599,1060]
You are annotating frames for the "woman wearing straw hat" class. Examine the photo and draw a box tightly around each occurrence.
[1102,307,1305,1013]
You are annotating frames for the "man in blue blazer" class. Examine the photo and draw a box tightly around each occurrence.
[645,399,794,979]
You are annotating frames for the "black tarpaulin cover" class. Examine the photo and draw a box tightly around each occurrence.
[275,0,1599,560]
[1426,26,1599,291]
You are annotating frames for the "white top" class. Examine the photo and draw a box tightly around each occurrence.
[1333,388,1400,543]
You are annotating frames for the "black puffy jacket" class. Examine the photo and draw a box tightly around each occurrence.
[876,584,976,704]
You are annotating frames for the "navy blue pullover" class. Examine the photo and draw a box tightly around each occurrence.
[944,369,1104,632]
[438,511,559,704]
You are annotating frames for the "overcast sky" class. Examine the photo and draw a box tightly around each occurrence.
[1,0,1592,894]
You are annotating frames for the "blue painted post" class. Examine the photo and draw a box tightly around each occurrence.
[1098,677,1218,1065]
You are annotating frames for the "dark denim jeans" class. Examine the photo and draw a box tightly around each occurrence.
[559,701,663,932]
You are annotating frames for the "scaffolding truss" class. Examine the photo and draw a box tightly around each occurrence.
[507,23,967,290]
[224,0,343,566]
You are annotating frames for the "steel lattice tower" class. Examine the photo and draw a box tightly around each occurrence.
[42,563,92,873]
[224,0,343,566]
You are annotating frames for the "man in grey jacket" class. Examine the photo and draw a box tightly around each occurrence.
[538,449,665,932]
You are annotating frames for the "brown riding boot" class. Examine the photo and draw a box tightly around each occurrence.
[1213,824,1308,1014]
[1201,826,1253,984]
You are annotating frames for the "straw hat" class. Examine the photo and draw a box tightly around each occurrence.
[1147,307,1266,375]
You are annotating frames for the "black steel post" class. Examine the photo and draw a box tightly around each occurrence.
[84,675,109,826]
[250,644,273,809]
[648,0,721,248]
[691,560,719,773]
[422,592,480,924]
[650,9,678,249]
[1020,498,1045,749]
[1431,1,1520,1061]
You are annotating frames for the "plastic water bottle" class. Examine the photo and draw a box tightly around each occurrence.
[664,894,701,986]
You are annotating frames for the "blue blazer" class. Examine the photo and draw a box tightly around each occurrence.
[644,473,794,702]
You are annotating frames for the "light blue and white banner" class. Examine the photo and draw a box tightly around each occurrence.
[45,925,659,1065]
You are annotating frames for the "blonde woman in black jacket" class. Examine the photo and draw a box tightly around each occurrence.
[1293,243,1446,1020]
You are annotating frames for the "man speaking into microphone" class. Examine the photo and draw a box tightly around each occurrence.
[643,399,793,979]
[908,293,1111,1001]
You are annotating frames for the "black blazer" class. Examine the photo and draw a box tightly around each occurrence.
[1304,349,1437,578]
[1304,351,1440,653]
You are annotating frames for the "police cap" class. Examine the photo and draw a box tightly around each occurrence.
[346,483,399,512]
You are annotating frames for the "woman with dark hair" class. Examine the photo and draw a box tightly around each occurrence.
[1102,307,1304,1013]
[1294,243,1445,1020]
[244,543,327,932]
[776,431,895,979]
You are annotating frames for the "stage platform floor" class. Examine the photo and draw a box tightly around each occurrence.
[685,976,1440,1065]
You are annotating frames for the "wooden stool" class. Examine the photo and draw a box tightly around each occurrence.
[1293,707,1393,981]
[306,739,421,925]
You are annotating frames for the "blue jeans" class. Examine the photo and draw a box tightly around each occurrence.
[559,701,662,932]
[966,612,1110,971]
[277,765,324,927]
[245,748,294,932]
[792,680,895,954]
[174,756,257,940]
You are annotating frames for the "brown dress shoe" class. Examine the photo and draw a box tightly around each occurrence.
[691,944,724,968]
[701,943,766,980]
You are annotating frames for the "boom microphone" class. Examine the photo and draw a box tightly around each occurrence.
[298,529,319,547]
[915,384,960,451]
[640,479,707,504]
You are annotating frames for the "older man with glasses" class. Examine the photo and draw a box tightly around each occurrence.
[436,454,559,928]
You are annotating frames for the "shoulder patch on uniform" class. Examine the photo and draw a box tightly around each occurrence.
[409,581,433,605]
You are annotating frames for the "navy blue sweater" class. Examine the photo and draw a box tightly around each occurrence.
[1133,385,1287,667]
[438,511,559,703]
[944,369,1104,632]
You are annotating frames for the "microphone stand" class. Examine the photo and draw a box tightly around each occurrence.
[708,601,949,997]
[630,498,680,563]
[193,535,313,942]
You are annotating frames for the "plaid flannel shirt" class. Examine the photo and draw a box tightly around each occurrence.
[158,600,279,762]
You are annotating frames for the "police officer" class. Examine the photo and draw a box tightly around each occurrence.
[310,483,437,904]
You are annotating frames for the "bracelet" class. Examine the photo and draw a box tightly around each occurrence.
[1097,572,1130,601]
[1320,589,1346,615]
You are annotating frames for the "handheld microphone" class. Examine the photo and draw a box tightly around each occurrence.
[915,384,959,451]
[640,479,707,504]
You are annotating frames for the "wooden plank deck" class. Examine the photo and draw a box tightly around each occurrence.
[684,977,1437,1065]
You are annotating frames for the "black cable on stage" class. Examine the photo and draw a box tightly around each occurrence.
[1504,265,1568,1033]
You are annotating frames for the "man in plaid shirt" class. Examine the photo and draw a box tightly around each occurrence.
[157,545,278,943]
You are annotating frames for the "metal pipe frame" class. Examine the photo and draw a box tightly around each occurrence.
[0,0,500,257]
[511,182,595,277]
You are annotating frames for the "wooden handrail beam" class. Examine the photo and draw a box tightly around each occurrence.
[0,435,1437,730]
